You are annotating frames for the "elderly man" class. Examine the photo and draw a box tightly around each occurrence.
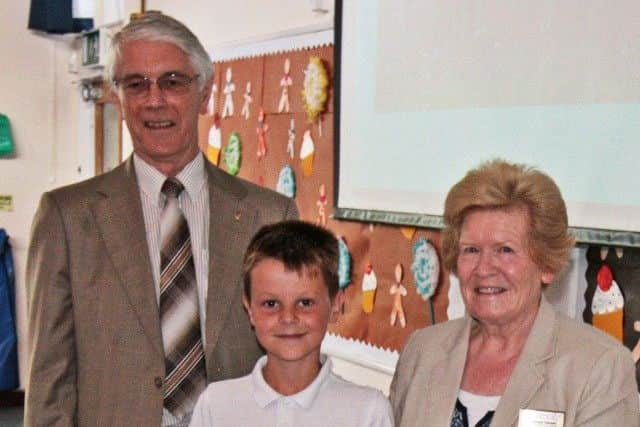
[25,13,297,426]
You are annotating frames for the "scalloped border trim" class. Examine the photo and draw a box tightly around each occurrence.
[321,332,399,375]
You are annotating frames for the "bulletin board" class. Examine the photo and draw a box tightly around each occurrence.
[198,33,449,373]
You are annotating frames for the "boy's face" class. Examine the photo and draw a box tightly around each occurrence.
[242,258,342,370]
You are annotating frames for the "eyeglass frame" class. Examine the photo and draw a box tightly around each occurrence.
[112,72,201,98]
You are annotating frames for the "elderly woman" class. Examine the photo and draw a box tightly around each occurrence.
[391,160,639,426]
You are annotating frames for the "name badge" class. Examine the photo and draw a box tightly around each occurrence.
[518,409,564,427]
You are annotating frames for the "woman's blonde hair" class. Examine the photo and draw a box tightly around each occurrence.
[442,159,574,278]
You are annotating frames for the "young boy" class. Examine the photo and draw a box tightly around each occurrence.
[190,220,394,426]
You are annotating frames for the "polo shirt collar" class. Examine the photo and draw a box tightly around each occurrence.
[252,355,332,410]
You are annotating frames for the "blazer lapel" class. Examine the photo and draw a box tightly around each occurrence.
[420,319,471,426]
[204,164,254,350]
[90,158,163,356]
[491,297,557,426]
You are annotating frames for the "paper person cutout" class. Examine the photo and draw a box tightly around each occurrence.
[256,108,269,160]
[206,115,221,165]
[207,83,218,116]
[221,67,235,118]
[316,184,327,227]
[591,263,625,342]
[338,237,352,290]
[223,132,242,175]
[240,81,253,120]
[300,129,315,176]
[278,58,293,113]
[361,263,377,314]
[287,118,296,159]
[390,263,408,328]
[276,164,296,198]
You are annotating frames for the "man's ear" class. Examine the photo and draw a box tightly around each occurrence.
[242,294,254,327]
[329,290,345,323]
[198,77,214,115]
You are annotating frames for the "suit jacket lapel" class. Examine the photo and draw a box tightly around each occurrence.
[90,158,163,357]
[204,163,254,350]
[422,319,471,426]
[492,297,557,426]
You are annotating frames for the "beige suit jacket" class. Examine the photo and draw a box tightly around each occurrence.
[24,157,298,426]
[391,297,640,426]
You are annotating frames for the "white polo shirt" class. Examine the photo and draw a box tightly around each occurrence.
[189,355,394,427]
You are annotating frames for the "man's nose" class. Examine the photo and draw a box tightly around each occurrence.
[144,82,168,106]
[279,305,298,324]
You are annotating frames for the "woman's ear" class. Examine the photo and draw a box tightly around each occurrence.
[329,290,345,323]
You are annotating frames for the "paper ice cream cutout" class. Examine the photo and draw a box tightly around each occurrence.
[302,56,329,123]
[390,263,408,328]
[591,263,625,342]
[221,67,235,118]
[278,58,293,113]
[276,164,296,198]
[240,81,253,120]
[300,129,315,176]
[338,237,352,290]
[223,132,242,176]
[400,227,416,240]
[287,118,296,159]
[361,263,377,314]
[206,116,221,165]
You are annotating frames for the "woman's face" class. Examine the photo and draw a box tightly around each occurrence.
[456,207,554,328]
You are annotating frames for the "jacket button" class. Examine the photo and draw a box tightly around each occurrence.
[154,377,163,388]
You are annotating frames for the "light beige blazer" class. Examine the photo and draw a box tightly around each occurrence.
[24,156,298,426]
[391,297,639,426]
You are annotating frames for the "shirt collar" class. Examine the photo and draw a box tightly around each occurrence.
[252,355,332,409]
[133,153,206,206]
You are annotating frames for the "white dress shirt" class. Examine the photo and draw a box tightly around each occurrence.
[189,355,394,427]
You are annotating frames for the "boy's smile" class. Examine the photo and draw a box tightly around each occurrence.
[243,258,341,377]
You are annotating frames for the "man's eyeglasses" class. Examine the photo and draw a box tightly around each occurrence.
[113,72,200,97]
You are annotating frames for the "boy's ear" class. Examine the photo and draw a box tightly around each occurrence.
[242,294,255,326]
[329,290,345,323]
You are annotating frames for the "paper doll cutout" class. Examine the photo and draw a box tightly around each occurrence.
[361,263,377,314]
[240,81,252,120]
[207,83,218,116]
[206,114,221,165]
[389,263,407,328]
[278,58,293,113]
[411,237,440,324]
[223,132,241,175]
[316,184,327,227]
[256,108,269,160]
[287,118,296,159]
[591,263,625,342]
[338,237,352,290]
[300,129,315,176]
[276,164,295,198]
[221,67,235,118]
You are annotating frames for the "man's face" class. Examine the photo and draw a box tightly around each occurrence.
[114,39,210,176]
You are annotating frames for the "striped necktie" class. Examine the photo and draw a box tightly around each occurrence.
[159,178,207,420]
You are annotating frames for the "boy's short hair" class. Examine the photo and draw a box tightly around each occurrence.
[242,220,339,300]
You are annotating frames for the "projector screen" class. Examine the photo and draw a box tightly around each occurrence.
[335,0,640,245]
